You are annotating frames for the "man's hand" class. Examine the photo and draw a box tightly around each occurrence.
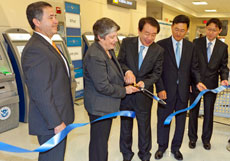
[124,70,136,85]
[196,82,207,92]
[136,81,145,88]
[221,80,229,86]
[157,90,167,100]
[125,85,139,94]
[54,122,66,134]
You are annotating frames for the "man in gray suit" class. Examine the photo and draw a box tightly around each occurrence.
[21,1,74,161]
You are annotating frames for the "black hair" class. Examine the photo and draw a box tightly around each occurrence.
[172,15,190,29]
[138,17,160,33]
[206,18,222,29]
[26,1,52,30]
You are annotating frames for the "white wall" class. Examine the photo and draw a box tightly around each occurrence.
[0,0,147,36]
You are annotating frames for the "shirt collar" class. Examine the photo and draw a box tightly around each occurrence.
[34,31,53,45]
[206,37,216,46]
[171,36,183,46]
[138,37,149,50]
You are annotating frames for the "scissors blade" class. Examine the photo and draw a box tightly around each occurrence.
[139,87,167,105]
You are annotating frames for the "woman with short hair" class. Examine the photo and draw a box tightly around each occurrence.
[83,17,138,161]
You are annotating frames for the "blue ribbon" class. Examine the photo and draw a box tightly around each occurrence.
[164,85,230,125]
[0,110,135,153]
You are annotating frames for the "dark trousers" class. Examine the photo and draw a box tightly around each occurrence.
[157,91,187,152]
[89,114,112,161]
[120,98,152,161]
[37,134,67,161]
[188,92,217,143]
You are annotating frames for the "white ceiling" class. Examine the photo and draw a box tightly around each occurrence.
[147,0,230,18]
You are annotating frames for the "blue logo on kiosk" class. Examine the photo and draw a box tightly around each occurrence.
[0,107,11,120]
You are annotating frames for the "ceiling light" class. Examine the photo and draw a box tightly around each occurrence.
[205,9,217,12]
[192,1,208,5]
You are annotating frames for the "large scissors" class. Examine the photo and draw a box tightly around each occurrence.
[133,83,166,105]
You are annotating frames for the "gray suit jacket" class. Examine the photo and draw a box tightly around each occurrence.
[83,42,126,116]
[21,33,74,135]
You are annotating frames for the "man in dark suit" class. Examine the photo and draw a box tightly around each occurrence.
[188,18,229,150]
[21,2,74,161]
[118,17,164,161]
[155,15,206,160]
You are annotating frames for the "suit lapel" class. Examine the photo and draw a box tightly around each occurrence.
[179,40,187,69]
[167,37,178,68]
[110,51,124,79]
[47,43,70,77]
[201,37,208,64]
[33,33,69,78]
[95,42,124,80]
[131,37,139,72]
[208,38,220,64]
[57,47,71,79]
[140,42,156,71]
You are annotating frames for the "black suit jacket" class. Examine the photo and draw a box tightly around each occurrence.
[192,36,229,93]
[83,42,126,116]
[21,33,74,135]
[156,36,200,103]
[118,37,164,109]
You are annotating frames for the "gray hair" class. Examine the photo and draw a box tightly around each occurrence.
[93,17,120,41]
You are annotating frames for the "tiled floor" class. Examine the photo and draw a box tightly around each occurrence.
[0,100,230,161]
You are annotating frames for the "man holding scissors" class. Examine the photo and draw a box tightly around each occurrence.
[118,17,164,161]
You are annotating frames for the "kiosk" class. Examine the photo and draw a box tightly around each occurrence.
[118,35,126,44]
[3,28,31,122]
[0,41,19,133]
[82,33,95,55]
[51,34,77,100]
[82,32,124,56]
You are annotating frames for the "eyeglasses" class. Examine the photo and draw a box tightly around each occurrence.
[206,28,219,33]
[173,28,186,33]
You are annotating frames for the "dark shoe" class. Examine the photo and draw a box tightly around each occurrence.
[172,151,183,160]
[189,141,196,149]
[203,143,211,150]
[142,160,149,161]
[155,150,164,160]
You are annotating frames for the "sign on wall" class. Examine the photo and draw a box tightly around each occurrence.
[107,0,136,9]
[65,1,83,99]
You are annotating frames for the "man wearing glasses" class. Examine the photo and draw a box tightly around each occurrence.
[188,18,229,151]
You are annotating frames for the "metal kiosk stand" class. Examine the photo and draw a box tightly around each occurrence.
[3,28,31,122]
[0,41,19,133]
